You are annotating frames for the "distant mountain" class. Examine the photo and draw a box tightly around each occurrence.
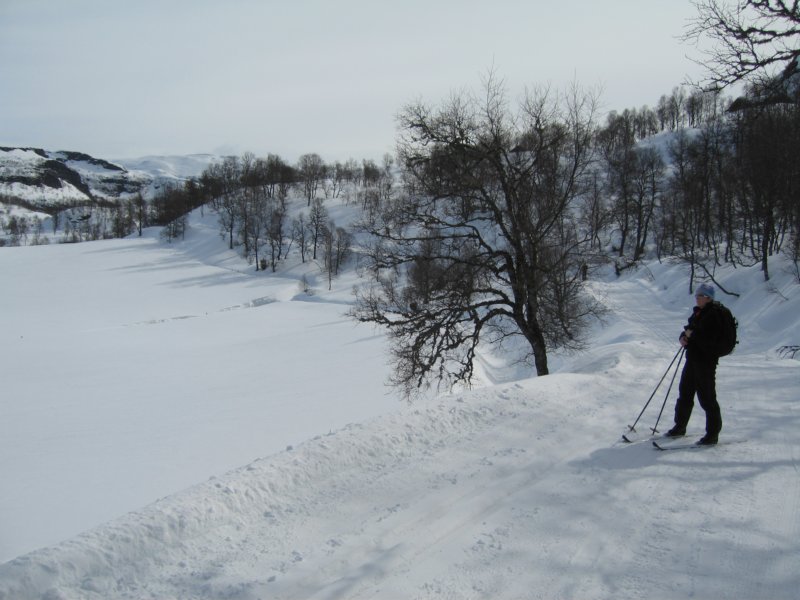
[0,147,218,209]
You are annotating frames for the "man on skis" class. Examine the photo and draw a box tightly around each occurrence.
[665,283,724,445]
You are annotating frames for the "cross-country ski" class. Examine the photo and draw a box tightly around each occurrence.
[652,438,745,451]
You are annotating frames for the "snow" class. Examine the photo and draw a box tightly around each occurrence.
[0,149,211,210]
[0,148,44,166]
[1,206,799,599]
[112,155,219,180]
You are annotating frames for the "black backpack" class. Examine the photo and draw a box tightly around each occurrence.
[712,301,738,357]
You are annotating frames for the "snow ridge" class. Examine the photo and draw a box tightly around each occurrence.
[0,396,517,598]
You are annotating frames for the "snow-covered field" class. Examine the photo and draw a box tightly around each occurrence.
[1,207,798,599]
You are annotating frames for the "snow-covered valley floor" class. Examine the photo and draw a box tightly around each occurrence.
[1,209,798,599]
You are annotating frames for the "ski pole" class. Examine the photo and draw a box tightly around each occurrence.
[650,347,685,435]
[626,347,684,434]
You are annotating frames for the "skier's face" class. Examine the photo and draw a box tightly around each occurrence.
[695,294,712,308]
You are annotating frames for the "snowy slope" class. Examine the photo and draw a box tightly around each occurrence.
[112,154,220,199]
[0,207,798,599]
[0,147,214,207]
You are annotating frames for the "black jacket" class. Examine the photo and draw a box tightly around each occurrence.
[681,302,725,365]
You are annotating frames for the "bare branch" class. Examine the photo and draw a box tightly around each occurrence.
[684,0,800,90]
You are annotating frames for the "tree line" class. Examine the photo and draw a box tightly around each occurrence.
[2,76,797,392]
[350,66,799,394]
[196,152,391,278]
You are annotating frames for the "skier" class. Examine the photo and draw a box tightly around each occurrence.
[665,283,723,445]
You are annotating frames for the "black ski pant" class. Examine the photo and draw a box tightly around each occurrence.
[674,358,722,437]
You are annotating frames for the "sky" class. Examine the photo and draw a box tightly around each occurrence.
[0,0,711,163]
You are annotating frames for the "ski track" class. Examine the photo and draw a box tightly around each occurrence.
[251,386,610,600]
[171,391,575,599]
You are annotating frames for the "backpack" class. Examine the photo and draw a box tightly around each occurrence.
[712,301,738,357]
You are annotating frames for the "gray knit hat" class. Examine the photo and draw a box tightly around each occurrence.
[695,283,715,299]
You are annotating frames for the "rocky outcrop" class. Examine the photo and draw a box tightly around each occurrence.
[0,147,150,208]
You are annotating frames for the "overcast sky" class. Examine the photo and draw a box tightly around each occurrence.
[1,0,711,163]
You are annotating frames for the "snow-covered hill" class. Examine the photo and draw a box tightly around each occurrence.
[0,147,216,207]
[0,205,798,599]
[113,154,219,199]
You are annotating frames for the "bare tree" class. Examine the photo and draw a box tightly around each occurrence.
[236,152,259,258]
[266,154,295,199]
[265,196,286,272]
[297,153,327,206]
[325,161,349,199]
[579,172,610,253]
[685,0,800,91]
[131,192,147,236]
[351,78,604,395]
[291,212,309,263]
[597,110,637,257]
[206,156,241,249]
[324,222,352,278]
[730,101,799,279]
[308,198,328,260]
[321,221,351,290]
[630,146,665,261]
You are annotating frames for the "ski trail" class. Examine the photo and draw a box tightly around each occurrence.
[234,393,575,598]
[310,447,572,599]
[267,397,597,599]
[588,274,684,346]
[607,356,800,600]
[93,379,611,600]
